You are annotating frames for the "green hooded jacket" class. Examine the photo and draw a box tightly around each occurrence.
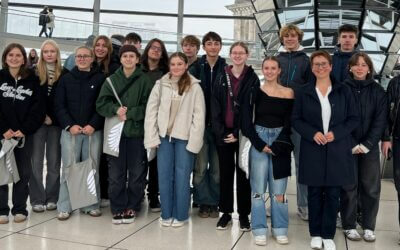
[96,66,154,138]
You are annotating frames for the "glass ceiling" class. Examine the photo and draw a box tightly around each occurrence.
[252,0,400,76]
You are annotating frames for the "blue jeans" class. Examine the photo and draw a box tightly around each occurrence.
[158,137,195,221]
[57,130,101,213]
[193,126,219,206]
[292,129,308,209]
[250,126,288,237]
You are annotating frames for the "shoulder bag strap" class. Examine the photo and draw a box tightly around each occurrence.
[106,77,123,107]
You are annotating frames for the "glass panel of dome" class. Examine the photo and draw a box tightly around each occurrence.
[362,9,398,31]
[318,9,360,30]
[366,0,399,8]
[183,18,235,40]
[9,0,94,8]
[185,0,236,15]
[278,9,310,26]
[101,0,178,13]
[275,0,313,8]
[362,32,393,51]
[254,12,279,31]
[320,31,337,47]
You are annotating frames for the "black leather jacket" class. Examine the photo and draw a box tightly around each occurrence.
[344,77,387,149]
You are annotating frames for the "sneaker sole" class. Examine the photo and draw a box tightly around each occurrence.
[57,216,70,221]
[150,208,161,213]
[198,213,209,218]
[216,221,232,230]
[122,218,135,224]
[255,241,267,246]
[346,236,362,241]
[46,206,57,211]
[363,237,376,242]
[32,209,45,213]
[239,227,251,232]
[14,218,26,223]
[112,219,123,225]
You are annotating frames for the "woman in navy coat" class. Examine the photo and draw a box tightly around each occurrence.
[292,50,358,250]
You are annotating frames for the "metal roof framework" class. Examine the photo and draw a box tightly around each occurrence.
[252,0,400,76]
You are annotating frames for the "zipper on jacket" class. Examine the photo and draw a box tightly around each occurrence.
[286,53,292,87]
[13,78,18,103]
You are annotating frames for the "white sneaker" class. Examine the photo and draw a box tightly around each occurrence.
[171,219,187,228]
[297,207,308,221]
[322,239,336,250]
[344,229,362,241]
[57,212,70,221]
[310,236,322,249]
[88,209,102,217]
[254,235,267,246]
[0,215,9,224]
[159,217,173,227]
[32,204,45,213]
[363,229,376,242]
[100,199,110,208]
[14,214,27,223]
[46,202,57,211]
[274,235,289,244]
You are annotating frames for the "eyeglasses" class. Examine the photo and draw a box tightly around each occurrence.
[231,52,247,56]
[312,62,329,69]
[150,46,162,52]
[76,55,92,60]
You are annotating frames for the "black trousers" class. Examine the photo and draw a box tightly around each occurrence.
[0,136,33,216]
[216,142,251,216]
[340,147,381,230]
[393,139,400,228]
[146,156,159,199]
[308,186,341,239]
[99,153,109,199]
[39,25,48,37]
[107,137,146,214]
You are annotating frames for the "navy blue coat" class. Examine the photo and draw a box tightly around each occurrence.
[332,45,358,82]
[292,78,359,186]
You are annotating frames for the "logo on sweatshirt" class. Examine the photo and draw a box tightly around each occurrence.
[0,83,33,100]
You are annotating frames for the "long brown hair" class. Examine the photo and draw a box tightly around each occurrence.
[169,52,191,95]
[36,40,62,85]
[262,56,282,84]
[1,43,29,79]
[93,35,112,74]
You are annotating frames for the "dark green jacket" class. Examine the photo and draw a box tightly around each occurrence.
[96,66,153,138]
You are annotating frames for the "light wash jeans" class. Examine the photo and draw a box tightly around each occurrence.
[158,137,195,221]
[57,130,101,213]
[250,126,288,237]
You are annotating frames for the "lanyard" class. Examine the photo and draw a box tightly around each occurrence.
[225,72,238,111]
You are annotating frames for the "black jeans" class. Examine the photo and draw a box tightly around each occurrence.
[393,139,400,228]
[39,25,48,37]
[308,186,341,239]
[107,137,146,214]
[146,157,159,199]
[0,136,33,216]
[99,153,109,199]
[340,146,381,230]
[216,142,251,216]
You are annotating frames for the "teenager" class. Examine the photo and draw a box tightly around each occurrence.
[141,38,169,212]
[145,52,205,227]
[292,50,358,250]
[277,24,312,221]
[27,49,39,69]
[241,56,293,245]
[211,42,257,231]
[332,24,359,82]
[97,45,153,224]
[55,46,105,220]
[124,32,142,49]
[181,35,201,67]
[0,43,45,224]
[29,40,66,213]
[341,53,387,242]
[190,31,227,218]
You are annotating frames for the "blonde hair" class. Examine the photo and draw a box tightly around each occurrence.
[279,24,304,42]
[36,39,62,86]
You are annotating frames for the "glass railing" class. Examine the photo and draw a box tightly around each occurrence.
[2,7,264,62]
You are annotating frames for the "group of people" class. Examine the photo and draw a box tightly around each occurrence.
[38,6,55,38]
[0,22,399,250]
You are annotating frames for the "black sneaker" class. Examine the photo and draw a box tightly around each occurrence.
[216,213,232,230]
[239,215,251,232]
[112,212,123,224]
[192,202,199,208]
[122,209,136,224]
[149,196,161,213]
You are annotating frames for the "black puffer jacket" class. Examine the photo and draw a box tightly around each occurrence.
[383,75,400,140]
[211,65,260,145]
[0,69,45,137]
[277,47,313,91]
[344,77,387,150]
[55,66,105,130]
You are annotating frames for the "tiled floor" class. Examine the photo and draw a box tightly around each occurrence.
[0,178,399,250]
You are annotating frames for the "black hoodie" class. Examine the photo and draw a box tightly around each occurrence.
[0,68,45,137]
[55,66,105,130]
